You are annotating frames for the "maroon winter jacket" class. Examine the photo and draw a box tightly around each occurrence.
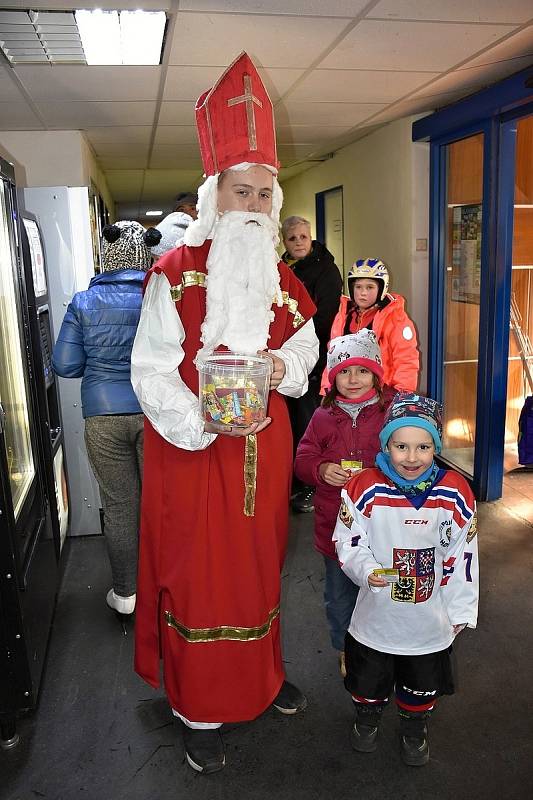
[294,387,395,559]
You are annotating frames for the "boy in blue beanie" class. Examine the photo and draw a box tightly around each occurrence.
[333,392,479,766]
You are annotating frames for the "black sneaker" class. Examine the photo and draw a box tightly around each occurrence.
[399,715,429,766]
[351,718,379,753]
[272,681,307,714]
[182,726,225,773]
[291,488,315,513]
[400,732,429,766]
[350,706,383,753]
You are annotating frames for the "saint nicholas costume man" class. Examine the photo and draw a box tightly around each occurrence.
[131,52,319,772]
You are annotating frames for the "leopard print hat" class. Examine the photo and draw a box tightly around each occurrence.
[101,221,162,272]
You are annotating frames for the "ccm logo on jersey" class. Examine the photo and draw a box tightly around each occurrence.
[404,519,429,525]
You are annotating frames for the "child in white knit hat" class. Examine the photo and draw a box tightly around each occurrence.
[295,329,394,676]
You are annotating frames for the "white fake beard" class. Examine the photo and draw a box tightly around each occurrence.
[196,210,283,361]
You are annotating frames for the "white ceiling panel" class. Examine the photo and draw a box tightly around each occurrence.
[370,0,533,24]
[99,155,149,169]
[149,145,203,169]
[460,26,533,68]
[168,12,350,69]
[178,1,367,16]
[104,170,145,201]
[258,68,305,102]
[162,65,226,102]
[15,65,160,101]
[277,124,354,144]
[90,144,150,159]
[288,70,440,103]
[153,126,199,145]
[0,102,43,128]
[0,65,27,100]
[320,20,518,72]
[158,102,197,125]
[84,126,153,145]
[278,144,318,163]
[36,101,157,127]
[142,170,204,199]
[275,102,387,126]
[411,58,533,99]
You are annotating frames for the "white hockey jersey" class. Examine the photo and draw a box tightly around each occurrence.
[333,468,478,656]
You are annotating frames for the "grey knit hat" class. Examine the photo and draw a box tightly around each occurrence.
[101,221,162,272]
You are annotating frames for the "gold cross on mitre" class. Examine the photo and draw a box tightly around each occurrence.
[227,73,263,150]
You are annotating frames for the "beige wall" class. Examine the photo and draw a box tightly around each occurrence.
[0,130,114,217]
[280,116,430,391]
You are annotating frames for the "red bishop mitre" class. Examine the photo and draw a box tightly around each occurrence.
[195,51,279,176]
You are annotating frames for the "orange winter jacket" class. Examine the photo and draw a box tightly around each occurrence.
[321,293,419,394]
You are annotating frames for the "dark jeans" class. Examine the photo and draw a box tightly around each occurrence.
[324,556,359,651]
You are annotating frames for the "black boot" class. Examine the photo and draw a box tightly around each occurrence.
[350,704,383,753]
[399,712,430,766]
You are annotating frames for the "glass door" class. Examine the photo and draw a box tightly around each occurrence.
[0,177,36,520]
[441,133,484,476]
[506,115,533,469]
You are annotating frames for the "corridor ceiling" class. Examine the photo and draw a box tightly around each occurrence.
[1,0,532,219]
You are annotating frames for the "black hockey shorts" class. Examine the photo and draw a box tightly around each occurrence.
[344,634,455,707]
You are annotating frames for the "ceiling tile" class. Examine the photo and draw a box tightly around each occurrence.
[153,126,198,145]
[168,12,350,69]
[460,26,533,68]
[0,64,27,100]
[99,155,149,169]
[275,101,386,126]
[158,102,196,125]
[14,64,161,101]
[104,169,145,201]
[84,126,153,144]
[287,70,440,103]
[178,1,367,15]
[370,1,533,24]
[411,57,533,99]
[162,66,225,102]
[91,143,149,158]
[141,169,204,200]
[258,68,305,101]
[277,124,354,144]
[36,101,157,127]
[0,101,43,128]
[149,145,202,169]
[320,20,518,72]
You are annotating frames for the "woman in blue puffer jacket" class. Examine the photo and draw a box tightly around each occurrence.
[52,221,161,616]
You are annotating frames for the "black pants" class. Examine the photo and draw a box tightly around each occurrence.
[344,634,454,712]
[286,379,321,492]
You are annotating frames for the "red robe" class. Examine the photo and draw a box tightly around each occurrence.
[134,241,316,722]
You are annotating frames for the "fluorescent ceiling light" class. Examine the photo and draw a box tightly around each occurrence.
[75,9,165,65]
[145,210,163,216]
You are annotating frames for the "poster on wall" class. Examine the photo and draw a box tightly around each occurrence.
[451,203,482,304]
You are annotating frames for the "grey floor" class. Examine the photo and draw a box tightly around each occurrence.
[2,500,533,800]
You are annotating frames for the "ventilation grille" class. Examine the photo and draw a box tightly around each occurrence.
[0,10,86,64]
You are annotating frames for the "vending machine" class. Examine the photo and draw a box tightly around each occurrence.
[19,213,69,554]
[0,156,58,747]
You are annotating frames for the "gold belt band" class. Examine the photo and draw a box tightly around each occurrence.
[164,605,280,643]
[243,433,257,517]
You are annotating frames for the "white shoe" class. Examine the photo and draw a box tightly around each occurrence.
[106,589,136,615]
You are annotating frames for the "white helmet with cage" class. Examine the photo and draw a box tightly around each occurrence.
[348,258,390,302]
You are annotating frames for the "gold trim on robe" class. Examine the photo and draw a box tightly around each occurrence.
[243,433,258,516]
[280,290,305,328]
[164,605,280,643]
[169,270,207,302]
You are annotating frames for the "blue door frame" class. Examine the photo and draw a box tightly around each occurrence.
[414,66,533,500]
